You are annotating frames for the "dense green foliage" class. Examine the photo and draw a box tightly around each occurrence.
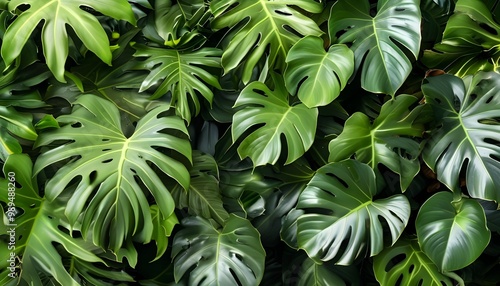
[1,0,500,285]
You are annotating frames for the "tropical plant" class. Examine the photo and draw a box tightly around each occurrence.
[1,0,500,285]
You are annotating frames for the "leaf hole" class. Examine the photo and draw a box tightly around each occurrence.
[102,138,110,142]
[385,253,406,272]
[479,23,498,35]
[229,268,244,286]
[486,95,494,104]
[71,122,82,128]
[283,25,304,38]
[102,159,113,164]
[490,153,500,163]
[89,170,97,182]
[274,9,292,16]
[330,173,349,189]
[102,148,111,152]
[395,7,405,12]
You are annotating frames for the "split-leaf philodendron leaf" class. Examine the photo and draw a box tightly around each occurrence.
[1,0,136,82]
[296,160,410,264]
[422,72,500,202]
[33,94,192,257]
[329,0,421,95]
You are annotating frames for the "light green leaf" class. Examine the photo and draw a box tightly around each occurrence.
[296,160,410,264]
[33,94,191,256]
[172,215,266,286]
[2,0,136,82]
[151,205,178,261]
[374,238,458,286]
[298,257,360,286]
[171,151,229,226]
[329,0,421,95]
[0,107,37,161]
[232,75,318,166]
[422,0,500,76]
[285,36,354,108]
[422,72,500,202]
[416,192,490,272]
[210,0,323,83]
[329,94,429,191]
[132,43,222,123]
[0,154,102,285]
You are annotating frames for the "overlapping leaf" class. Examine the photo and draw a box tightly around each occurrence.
[171,151,229,226]
[210,0,323,83]
[2,0,136,82]
[0,154,102,285]
[422,72,500,202]
[285,36,354,108]
[329,94,429,191]
[416,192,490,271]
[422,0,500,76]
[329,0,421,95]
[132,43,222,123]
[33,94,191,255]
[232,76,318,166]
[172,215,266,286]
[374,238,458,286]
[296,160,410,264]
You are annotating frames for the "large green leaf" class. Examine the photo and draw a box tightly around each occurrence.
[373,238,459,286]
[171,215,266,286]
[422,0,500,76]
[132,43,222,123]
[284,36,354,108]
[232,76,318,166]
[171,151,229,226]
[2,0,136,82]
[296,160,410,264]
[329,94,429,191]
[33,94,192,256]
[0,154,102,285]
[328,0,421,95]
[210,0,323,83]
[416,192,490,272]
[422,72,500,202]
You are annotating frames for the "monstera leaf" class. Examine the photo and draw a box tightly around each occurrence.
[232,76,318,166]
[171,151,229,226]
[284,36,354,108]
[0,154,102,285]
[422,0,500,76]
[2,0,136,82]
[33,94,192,255]
[172,215,266,286]
[150,205,178,261]
[374,238,459,286]
[0,107,37,161]
[329,94,429,191]
[154,0,207,48]
[416,192,490,272]
[329,0,421,95]
[210,0,323,83]
[296,160,410,264]
[422,72,500,202]
[132,43,222,123]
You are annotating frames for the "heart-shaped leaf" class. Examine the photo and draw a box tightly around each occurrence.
[285,36,354,108]
[172,215,266,286]
[34,94,192,256]
[132,43,222,123]
[329,0,421,95]
[210,0,323,83]
[296,160,410,264]
[232,75,318,166]
[329,94,429,191]
[416,192,490,272]
[374,238,458,286]
[422,72,500,202]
